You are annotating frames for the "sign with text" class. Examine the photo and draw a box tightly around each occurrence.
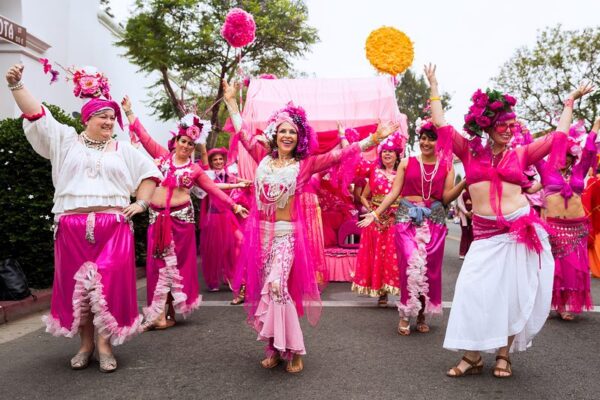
[0,15,27,47]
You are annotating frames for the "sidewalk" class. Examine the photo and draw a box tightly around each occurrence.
[0,266,147,326]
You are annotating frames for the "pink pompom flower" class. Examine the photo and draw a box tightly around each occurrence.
[221,8,256,48]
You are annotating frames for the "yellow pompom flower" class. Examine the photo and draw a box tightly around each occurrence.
[365,27,414,75]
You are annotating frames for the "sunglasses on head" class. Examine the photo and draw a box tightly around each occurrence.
[495,122,518,133]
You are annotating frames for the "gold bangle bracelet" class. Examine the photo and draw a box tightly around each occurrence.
[429,96,441,102]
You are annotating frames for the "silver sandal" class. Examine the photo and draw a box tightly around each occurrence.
[98,353,118,373]
[70,351,94,370]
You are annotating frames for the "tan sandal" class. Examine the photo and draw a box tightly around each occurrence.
[493,355,512,378]
[98,352,117,373]
[377,293,388,307]
[231,285,246,305]
[70,350,94,370]
[285,355,303,373]
[260,355,281,369]
[446,356,483,377]
[141,319,175,332]
[397,318,411,336]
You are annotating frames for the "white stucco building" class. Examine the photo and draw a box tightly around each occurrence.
[0,0,171,143]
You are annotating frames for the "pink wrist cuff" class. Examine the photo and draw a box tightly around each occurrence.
[21,107,45,121]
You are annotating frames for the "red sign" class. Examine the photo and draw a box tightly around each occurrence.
[0,15,27,47]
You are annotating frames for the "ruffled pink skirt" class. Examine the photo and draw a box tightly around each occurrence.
[43,212,141,346]
[145,203,201,322]
[395,219,447,318]
[253,223,306,359]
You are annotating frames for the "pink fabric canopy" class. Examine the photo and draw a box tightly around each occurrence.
[227,76,407,179]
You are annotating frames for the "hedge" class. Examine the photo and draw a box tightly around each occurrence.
[0,104,150,288]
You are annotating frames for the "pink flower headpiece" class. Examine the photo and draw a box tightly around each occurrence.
[172,114,211,145]
[464,88,517,137]
[263,102,316,160]
[378,131,407,154]
[415,117,438,139]
[509,121,533,149]
[221,8,256,48]
[70,66,111,100]
[566,120,586,158]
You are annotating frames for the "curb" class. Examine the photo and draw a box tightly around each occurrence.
[0,288,52,325]
[0,266,147,325]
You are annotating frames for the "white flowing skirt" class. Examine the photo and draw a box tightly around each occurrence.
[443,206,554,353]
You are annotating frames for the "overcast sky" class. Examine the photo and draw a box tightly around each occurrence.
[112,0,600,126]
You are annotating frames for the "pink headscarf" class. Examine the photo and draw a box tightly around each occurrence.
[81,98,123,129]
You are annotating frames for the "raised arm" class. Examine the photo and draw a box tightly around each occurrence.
[6,64,42,115]
[311,121,401,174]
[520,85,594,166]
[194,168,248,218]
[576,117,600,176]
[424,64,469,160]
[222,79,268,162]
[424,64,446,127]
[357,158,407,227]
[121,96,169,158]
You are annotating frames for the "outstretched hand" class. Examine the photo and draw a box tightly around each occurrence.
[570,82,595,101]
[375,121,401,142]
[424,63,438,88]
[222,79,239,102]
[6,64,24,85]
[121,95,132,113]
[357,212,375,228]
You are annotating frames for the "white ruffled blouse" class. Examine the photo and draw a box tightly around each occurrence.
[23,106,162,214]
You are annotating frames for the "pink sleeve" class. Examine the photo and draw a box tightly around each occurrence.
[238,129,268,163]
[194,167,235,208]
[576,131,599,177]
[130,118,169,158]
[437,125,469,162]
[518,131,567,167]
[310,143,361,174]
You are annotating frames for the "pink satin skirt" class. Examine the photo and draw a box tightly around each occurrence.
[43,212,141,345]
[145,202,201,322]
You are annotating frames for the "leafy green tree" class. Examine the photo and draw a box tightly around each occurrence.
[493,25,600,133]
[395,69,451,149]
[117,0,318,148]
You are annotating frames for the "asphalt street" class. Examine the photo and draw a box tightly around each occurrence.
[1,223,599,400]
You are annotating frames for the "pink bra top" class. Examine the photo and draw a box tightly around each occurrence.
[436,125,567,221]
[156,155,196,190]
[401,156,447,200]
[536,131,598,208]
[465,149,529,188]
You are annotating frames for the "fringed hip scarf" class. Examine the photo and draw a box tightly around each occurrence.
[473,207,548,255]
[545,216,589,259]
[149,200,195,258]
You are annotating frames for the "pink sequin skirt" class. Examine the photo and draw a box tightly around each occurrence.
[547,216,593,313]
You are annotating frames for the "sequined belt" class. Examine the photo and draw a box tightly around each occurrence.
[149,202,195,225]
[371,194,400,208]
[546,216,589,259]
[395,199,446,225]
